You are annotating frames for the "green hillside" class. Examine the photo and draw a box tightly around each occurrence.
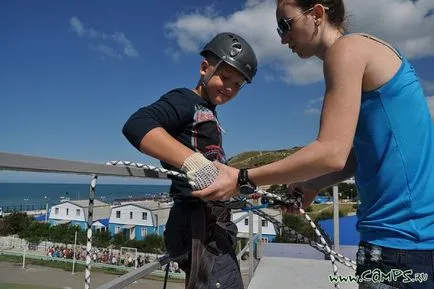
[227,146,302,169]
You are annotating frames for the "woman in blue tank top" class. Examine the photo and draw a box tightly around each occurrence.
[192,0,434,288]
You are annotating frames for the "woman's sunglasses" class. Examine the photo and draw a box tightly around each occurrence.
[276,7,328,39]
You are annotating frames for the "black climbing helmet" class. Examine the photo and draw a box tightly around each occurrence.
[200,32,258,83]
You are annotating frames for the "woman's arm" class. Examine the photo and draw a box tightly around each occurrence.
[282,148,356,213]
[248,38,366,186]
[193,38,366,200]
[302,147,356,192]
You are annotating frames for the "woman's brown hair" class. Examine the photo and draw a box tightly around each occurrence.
[277,0,347,32]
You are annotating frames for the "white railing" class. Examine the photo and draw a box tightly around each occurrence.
[0,152,265,289]
[0,152,174,289]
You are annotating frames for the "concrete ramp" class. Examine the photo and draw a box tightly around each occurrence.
[247,257,358,289]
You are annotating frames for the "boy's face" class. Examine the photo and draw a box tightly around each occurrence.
[201,61,246,105]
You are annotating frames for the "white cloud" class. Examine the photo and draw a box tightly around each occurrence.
[70,17,85,37]
[263,72,276,83]
[282,59,324,85]
[69,16,139,59]
[308,97,324,106]
[89,44,122,60]
[345,0,434,59]
[305,96,323,116]
[164,47,181,64]
[164,0,434,85]
[304,108,321,115]
[427,96,434,120]
[245,0,263,7]
[111,32,139,58]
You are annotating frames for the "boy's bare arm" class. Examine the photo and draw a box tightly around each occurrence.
[140,127,219,190]
[139,127,194,168]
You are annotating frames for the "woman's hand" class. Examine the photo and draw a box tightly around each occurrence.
[192,162,239,201]
[282,181,318,214]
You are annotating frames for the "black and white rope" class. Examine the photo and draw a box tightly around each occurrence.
[106,161,357,287]
[252,206,356,270]
[106,160,192,184]
[85,175,97,289]
[249,204,334,289]
[257,189,357,287]
[258,191,355,261]
[248,190,356,267]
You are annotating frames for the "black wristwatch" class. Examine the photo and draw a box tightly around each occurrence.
[237,168,256,195]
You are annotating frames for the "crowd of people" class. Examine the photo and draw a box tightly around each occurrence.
[46,245,155,268]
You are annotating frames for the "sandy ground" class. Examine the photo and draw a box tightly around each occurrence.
[0,261,184,289]
[0,260,256,289]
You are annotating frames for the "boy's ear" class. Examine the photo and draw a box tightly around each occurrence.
[199,59,210,77]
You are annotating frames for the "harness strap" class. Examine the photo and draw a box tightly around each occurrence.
[186,204,208,289]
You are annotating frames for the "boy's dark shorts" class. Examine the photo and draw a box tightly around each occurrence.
[164,200,243,289]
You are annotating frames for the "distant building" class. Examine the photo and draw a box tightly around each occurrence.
[341,177,355,184]
[92,218,109,232]
[34,214,47,222]
[108,200,171,240]
[232,208,281,243]
[313,196,331,204]
[48,200,111,230]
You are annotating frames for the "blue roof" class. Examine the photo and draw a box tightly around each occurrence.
[318,215,360,246]
[94,218,109,227]
[34,214,46,221]
[313,196,331,204]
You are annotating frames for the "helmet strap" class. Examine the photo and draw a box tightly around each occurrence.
[200,59,223,91]
[197,59,247,102]
[196,60,223,103]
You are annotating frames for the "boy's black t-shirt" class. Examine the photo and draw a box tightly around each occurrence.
[122,88,226,200]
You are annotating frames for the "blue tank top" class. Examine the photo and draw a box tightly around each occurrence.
[353,35,434,249]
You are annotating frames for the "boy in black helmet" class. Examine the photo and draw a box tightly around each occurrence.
[122,32,258,289]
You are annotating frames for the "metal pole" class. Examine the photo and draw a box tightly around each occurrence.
[257,212,262,259]
[156,202,160,236]
[45,199,49,223]
[95,255,170,289]
[85,175,98,289]
[333,185,340,254]
[232,212,249,226]
[237,240,242,264]
[248,210,254,282]
[22,245,26,269]
[72,230,78,274]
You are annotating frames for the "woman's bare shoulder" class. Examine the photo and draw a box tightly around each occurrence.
[325,34,368,66]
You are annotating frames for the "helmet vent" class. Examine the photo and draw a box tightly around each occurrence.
[229,41,242,57]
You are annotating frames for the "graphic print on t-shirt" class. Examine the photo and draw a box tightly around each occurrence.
[192,104,226,163]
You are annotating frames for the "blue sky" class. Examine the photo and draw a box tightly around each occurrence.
[1,0,434,184]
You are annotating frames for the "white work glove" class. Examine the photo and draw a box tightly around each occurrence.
[181,153,219,190]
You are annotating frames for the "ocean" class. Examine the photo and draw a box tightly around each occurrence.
[0,183,170,212]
